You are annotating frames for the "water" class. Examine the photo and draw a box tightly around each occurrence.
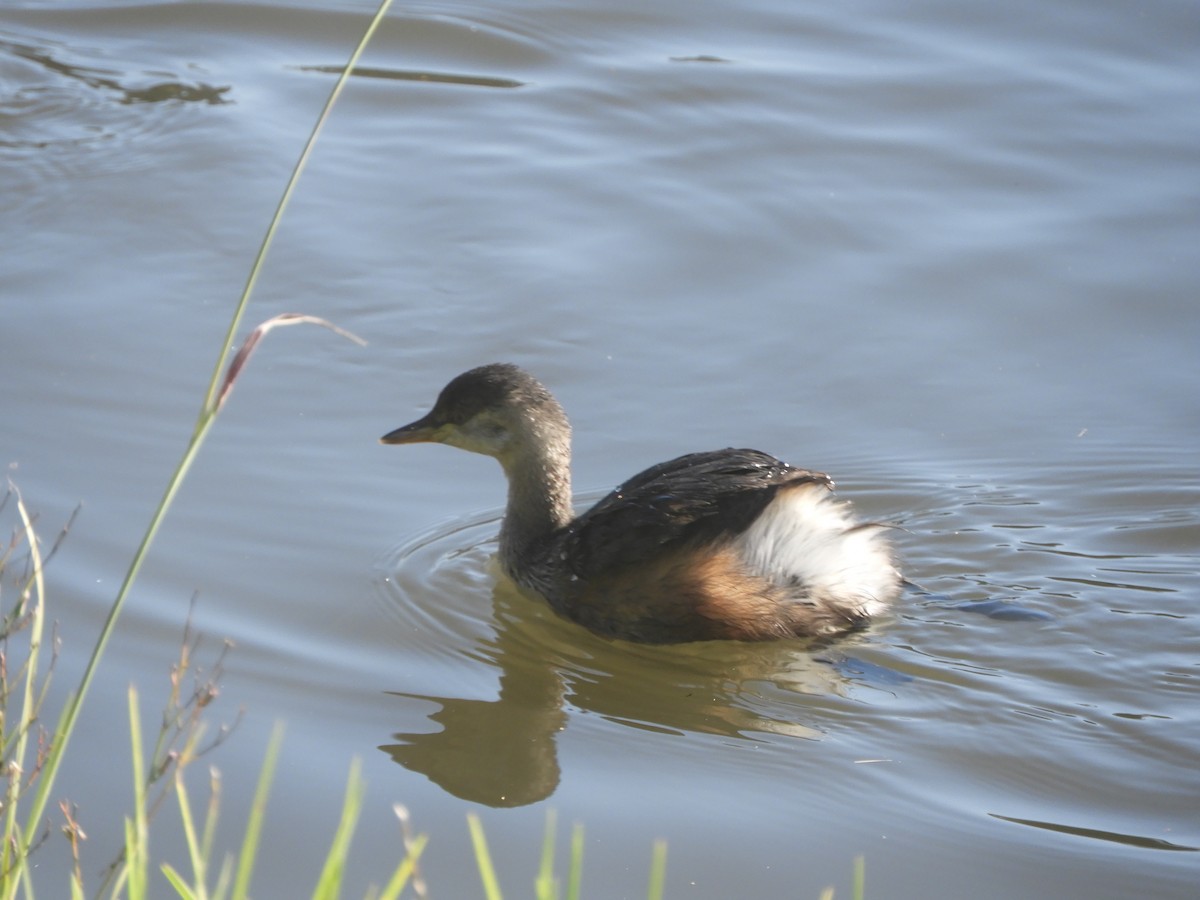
[2,0,1197,896]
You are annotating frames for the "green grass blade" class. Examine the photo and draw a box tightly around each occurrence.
[467,812,503,900]
[211,854,235,900]
[124,816,147,900]
[232,722,284,900]
[853,854,865,900]
[2,491,48,885]
[311,758,365,900]
[535,809,558,900]
[646,839,667,900]
[174,767,206,899]
[21,418,217,851]
[162,863,199,900]
[376,833,428,900]
[200,766,223,874]
[126,686,150,900]
[18,0,394,853]
[566,822,584,900]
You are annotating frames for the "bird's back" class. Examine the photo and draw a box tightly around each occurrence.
[525,448,898,643]
[559,448,830,579]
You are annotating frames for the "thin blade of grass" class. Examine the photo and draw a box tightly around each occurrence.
[392,804,428,900]
[646,839,667,900]
[566,823,584,900]
[853,854,865,900]
[16,856,35,900]
[312,758,366,900]
[162,863,200,900]
[3,489,48,880]
[17,0,390,850]
[174,765,206,899]
[212,854,235,900]
[200,766,223,876]
[123,817,146,900]
[535,809,558,900]
[467,813,503,900]
[23,414,214,850]
[232,722,284,900]
[126,686,150,900]
[376,833,428,900]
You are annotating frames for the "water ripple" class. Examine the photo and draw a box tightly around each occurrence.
[0,27,229,220]
[0,30,229,150]
[372,507,503,660]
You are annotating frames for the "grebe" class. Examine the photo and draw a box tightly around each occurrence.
[381,364,900,644]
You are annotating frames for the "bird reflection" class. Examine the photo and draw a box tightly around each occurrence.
[380,621,568,807]
[380,576,895,807]
[381,685,565,807]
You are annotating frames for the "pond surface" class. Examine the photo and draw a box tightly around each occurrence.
[2,0,1198,897]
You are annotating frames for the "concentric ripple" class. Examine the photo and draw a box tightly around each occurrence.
[372,506,506,661]
[0,28,230,211]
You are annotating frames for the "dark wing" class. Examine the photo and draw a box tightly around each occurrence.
[560,448,831,580]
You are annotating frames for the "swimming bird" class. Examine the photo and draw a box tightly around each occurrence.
[381,363,900,644]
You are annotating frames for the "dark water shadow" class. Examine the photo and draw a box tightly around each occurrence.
[904,580,1055,622]
[991,813,1199,852]
[0,34,230,109]
[298,63,524,90]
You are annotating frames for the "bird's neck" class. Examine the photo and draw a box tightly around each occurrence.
[497,431,574,580]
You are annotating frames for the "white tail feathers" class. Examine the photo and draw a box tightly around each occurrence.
[731,482,900,618]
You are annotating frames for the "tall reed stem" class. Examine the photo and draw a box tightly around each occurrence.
[16,0,396,866]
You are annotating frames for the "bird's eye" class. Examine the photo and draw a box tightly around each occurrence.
[482,422,506,439]
[471,416,508,443]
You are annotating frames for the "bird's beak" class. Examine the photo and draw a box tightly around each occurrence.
[379,413,442,445]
